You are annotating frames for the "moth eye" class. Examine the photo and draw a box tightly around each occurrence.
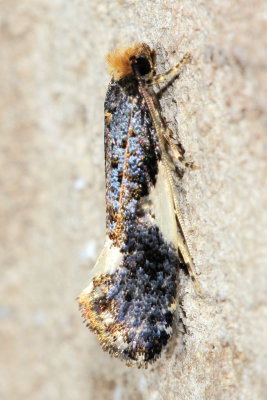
[136,56,152,76]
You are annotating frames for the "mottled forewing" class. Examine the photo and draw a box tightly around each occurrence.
[79,76,181,367]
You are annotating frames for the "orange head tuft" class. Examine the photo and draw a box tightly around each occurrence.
[106,43,156,81]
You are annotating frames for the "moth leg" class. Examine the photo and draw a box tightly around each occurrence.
[186,261,202,295]
[180,248,202,295]
[172,205,203,296]
[146,51,191,86]
[174,215,202,295]
[162,127,199,170]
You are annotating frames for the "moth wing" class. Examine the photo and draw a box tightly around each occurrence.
[79,238,122,298]
[151,155,202,296]
[146,160,180,249]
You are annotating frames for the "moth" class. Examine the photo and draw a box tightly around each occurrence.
[79,43,200,368]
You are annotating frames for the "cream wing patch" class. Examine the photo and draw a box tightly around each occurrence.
[80,238,123,295]
[143,160,179,247]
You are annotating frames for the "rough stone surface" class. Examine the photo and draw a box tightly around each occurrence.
[0,1,266,399]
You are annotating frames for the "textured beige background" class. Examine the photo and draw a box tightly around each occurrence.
[1,1,267,399]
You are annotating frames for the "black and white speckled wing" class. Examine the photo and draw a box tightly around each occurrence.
[79,75,182,368]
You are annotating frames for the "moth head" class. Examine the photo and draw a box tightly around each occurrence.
[106,43,156,81]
